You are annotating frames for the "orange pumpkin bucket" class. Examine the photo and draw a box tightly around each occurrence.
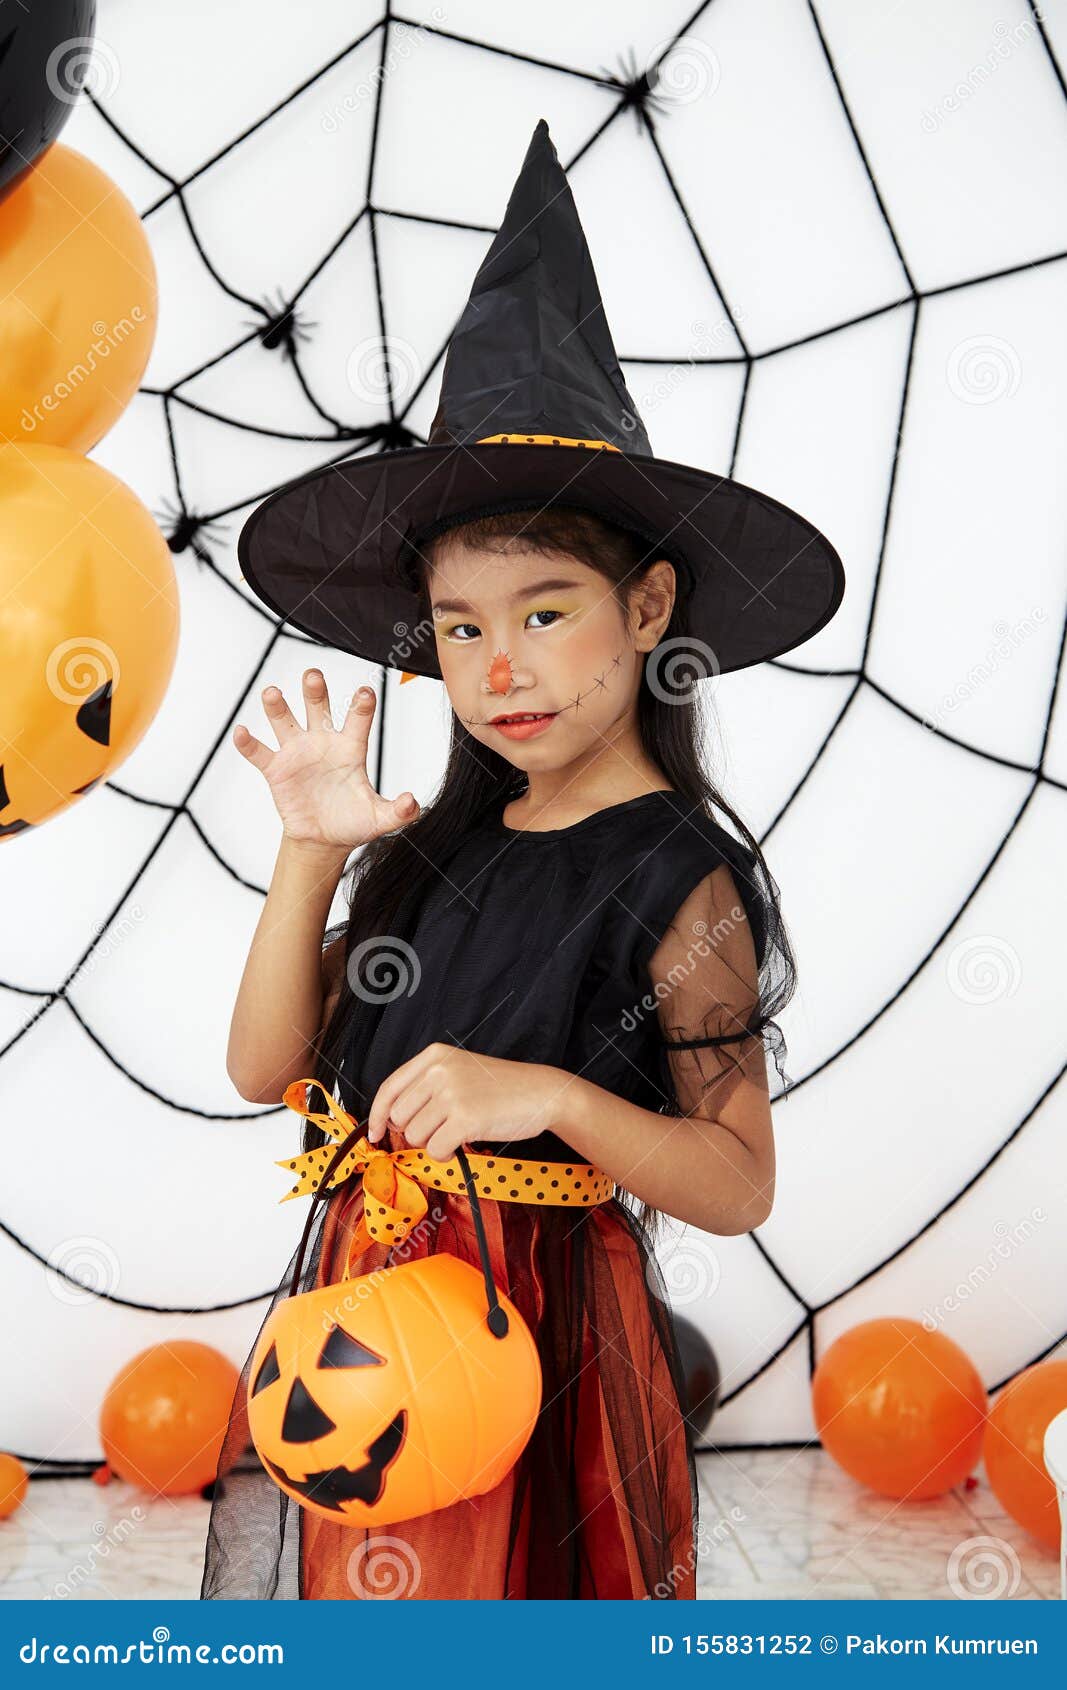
[246,1080,558,1528]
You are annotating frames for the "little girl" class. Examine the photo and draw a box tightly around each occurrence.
[200,116,842,1601]
[200,502,799,1601]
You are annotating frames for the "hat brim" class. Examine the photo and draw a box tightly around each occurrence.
[236,440,845,680]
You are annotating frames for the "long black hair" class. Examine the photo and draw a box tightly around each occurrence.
[307,504,797,1237]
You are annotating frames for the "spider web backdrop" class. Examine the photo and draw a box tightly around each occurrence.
[2,0,1067,1474]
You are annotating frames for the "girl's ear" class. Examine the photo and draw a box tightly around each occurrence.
[629,559,677,651]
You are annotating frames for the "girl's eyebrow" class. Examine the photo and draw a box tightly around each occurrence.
[432,576,584,615]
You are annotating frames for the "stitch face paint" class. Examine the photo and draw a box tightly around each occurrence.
[461,651,624,732]
[429,541,644,767]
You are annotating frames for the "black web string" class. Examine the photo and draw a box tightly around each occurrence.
[3,0,1065,1470]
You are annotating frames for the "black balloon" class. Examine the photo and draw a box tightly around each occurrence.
[674,1316,721,1441]
[0,0,97,203]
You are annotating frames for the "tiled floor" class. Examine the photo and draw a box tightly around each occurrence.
[0,1451,1061,1600]
[695,1449,1062,1600]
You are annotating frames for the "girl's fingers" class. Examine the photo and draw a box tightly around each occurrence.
[389,791,420,823]
[301,668,333,732]
[260,685,301,746]
[340,684,376,764]
[233,723,274,772]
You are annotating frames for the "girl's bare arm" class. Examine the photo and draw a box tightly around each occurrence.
[226,837,351,1103]
[226,670,419,1103]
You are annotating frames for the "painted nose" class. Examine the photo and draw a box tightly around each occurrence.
[486,650,513,694]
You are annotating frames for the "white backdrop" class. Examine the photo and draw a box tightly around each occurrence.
[2,0,1066,1463]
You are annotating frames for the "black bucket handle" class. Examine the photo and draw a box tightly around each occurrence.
[284,1087,509,1339]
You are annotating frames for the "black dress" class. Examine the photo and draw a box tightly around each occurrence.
[200,789,779,1600]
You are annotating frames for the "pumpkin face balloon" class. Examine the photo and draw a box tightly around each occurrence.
[247,1254,542,1526]
[0,444,179,837]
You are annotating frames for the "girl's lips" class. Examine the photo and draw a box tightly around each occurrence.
[490,712,557,740]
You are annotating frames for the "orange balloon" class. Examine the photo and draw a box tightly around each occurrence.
[100,1341,241,1497]
[812,1318,987,1500]
[0,143,157,452]
[983,1360,1067,1551]
[0,443,179,837]
[0,1452,29,1519]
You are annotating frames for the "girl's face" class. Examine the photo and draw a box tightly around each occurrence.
[426,540,673,769]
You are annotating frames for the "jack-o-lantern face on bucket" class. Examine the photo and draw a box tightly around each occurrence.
[247,1254,542,1527]
[253,1322,408,1513]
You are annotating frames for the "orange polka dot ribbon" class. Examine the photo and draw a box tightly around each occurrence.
[476,432,620,451]
[276,1078,615,1259]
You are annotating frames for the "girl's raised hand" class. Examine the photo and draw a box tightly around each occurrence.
[232,670,419,850]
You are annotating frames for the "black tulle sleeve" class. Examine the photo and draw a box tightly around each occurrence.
[622,812,796,1105]
[643,862,776,1123]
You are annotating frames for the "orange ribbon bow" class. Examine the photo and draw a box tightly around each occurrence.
[275,1078,616,1264]
[276,1078,453,1258]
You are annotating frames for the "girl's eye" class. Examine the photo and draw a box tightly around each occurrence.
[443,609,565,641]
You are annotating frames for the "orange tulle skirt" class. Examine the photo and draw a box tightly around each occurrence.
[201,1171,698,1600]
[302,1173,698,1600]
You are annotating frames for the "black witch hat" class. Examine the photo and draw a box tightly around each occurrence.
[237,118,844,680]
